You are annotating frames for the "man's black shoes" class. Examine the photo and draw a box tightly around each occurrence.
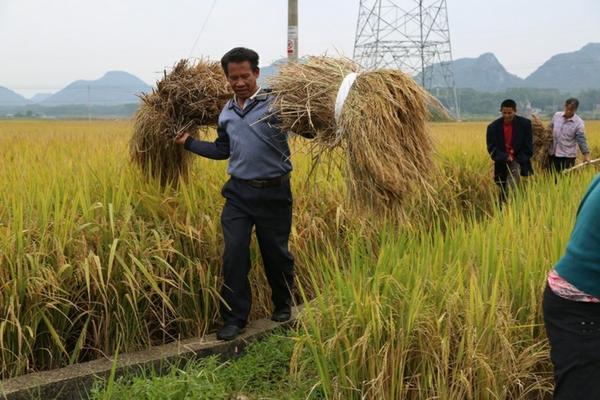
[217,310,291,341]
[217,325,244,341]
[271,308,292,322]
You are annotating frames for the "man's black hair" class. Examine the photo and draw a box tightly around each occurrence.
[565,97,580,109]
[500,99,517,110]
[220,47,259,76]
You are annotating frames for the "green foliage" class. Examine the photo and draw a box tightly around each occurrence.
[0,104,139,118]
[89,331,323,400]
[440,88,600,118]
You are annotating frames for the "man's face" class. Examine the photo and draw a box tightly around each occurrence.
[564,103,577,119]
[226,61,259,100]
[501,107,516,122]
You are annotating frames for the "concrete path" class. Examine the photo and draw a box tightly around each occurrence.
[0,307,301,400]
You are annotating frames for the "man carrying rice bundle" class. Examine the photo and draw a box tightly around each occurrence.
[175,47,294,341]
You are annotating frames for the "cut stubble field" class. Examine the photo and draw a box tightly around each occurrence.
[1,119,599,399]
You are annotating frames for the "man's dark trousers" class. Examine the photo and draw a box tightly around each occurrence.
[496,160,520,204]
[549,156,576,173]
[219,176,294,328]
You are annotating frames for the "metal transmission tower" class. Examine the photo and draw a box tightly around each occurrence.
[353,0,459,117]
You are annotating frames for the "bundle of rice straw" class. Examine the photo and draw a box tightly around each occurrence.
[531,114,553,169]
[268,56,437,211]
[130,59,233,185]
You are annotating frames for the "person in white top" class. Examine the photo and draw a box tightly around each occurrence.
[548,98,591,172]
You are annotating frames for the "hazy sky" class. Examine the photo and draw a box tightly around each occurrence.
[2,0,599,97]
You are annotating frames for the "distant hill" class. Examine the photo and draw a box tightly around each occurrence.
[524,43,600,91]
[417,53,524,92]
[1,44,597,118]
[416,42,600,93]
[41,71,151,106]
[453,53,524,91]
[258,58,288,87]
[30,93,53,103]
[0,86,30,106]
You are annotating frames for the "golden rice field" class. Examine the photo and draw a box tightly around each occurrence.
[1,119,599,399]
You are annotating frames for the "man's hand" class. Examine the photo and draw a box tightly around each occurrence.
[583,153,592,163]
[175,132,190,145]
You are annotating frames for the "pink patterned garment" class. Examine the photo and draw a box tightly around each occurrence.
[548,269,600,303]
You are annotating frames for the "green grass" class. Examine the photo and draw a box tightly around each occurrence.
[89,330,322,400]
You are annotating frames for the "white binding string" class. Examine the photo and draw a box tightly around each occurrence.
[334,72,359,127]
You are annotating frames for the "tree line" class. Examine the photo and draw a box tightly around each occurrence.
[448,88,600,118]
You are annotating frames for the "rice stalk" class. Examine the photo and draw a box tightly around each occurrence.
[268,56,437,212]
[531,115,553,170]
[129,59,233,185]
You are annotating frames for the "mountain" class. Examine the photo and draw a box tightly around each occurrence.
[258,57,314,87]
[258,58,290,87]
[452,53,524,91]
[41,71,152,106]
[30,93,53,103]
[524,43,600,91]
[415,43,600,93]
[416,53,524,92]
[0,86,30,106]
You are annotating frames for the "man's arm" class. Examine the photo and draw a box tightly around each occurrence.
[523,119,534,159]
[486,124,496,160]
[575,122,591,162]
[519,119,534,176]
[486,123,507,162]
[176,125,230,160]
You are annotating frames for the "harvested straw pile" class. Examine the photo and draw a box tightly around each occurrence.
[130,59,232,184]
[531,114,553,169]
[268,56,436,211]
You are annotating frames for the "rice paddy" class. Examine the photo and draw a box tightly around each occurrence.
[1,119,599,398]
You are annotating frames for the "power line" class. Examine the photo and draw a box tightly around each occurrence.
[188,0,218,59]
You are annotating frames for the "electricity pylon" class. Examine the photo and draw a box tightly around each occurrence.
[353,0,460,117]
